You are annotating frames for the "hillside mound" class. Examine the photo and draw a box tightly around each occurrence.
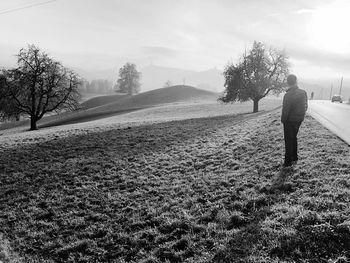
[84,85,218,116]
[121,85,217,105]
[41,85,218,127]
[80,93,127,110]
[82,85,217,110]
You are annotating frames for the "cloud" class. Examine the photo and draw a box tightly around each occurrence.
[0,0,346,77]
[141,46,179,57]
[288,46,350,73]
[294,8,315,14]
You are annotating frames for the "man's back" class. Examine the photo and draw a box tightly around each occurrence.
[282,74,306,167]
[281,87,308,123]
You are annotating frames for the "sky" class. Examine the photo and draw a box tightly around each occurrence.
[0,0,350,79]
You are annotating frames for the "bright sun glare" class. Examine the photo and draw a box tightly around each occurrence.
[307,0,350,53]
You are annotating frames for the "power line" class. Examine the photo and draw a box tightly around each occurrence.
[0,0,57,16]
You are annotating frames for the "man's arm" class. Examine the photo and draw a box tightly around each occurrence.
[281,94,292,123]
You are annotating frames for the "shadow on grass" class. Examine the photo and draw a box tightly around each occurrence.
[213,162,350,263]
[212,167,297,262]
[1,110,265,156]
[270,167,296,192]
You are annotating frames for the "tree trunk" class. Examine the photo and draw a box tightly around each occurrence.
[30,116,37,130]
[253,99,259,113]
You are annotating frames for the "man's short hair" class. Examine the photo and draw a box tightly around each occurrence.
[287,74,297,86]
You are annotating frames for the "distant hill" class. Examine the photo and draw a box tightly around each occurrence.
[42,85,218,127]
[141,65,224,92]
[71,64,350,104]
[72,67,118,81]
[73,65,225,93]
[73,64,350,101]
[300,80,350,100]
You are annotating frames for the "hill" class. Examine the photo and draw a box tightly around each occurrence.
[113,85,217,106]
[74,64,350,100]
[41,85,218,127]
[74,64,225,93]
[141,65,224,92]
[300,79,350,101]
[80,85,218,111]
[80,93,127,110]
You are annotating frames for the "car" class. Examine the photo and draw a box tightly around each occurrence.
[331,95,342,103]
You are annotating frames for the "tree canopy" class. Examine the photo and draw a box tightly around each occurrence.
[220,41,289,112]
[116,63,141,95]
[0,45,81,130]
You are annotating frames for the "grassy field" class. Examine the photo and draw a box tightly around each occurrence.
[0,86,217,132]
[0,99,281,140]
[0,104,349,262]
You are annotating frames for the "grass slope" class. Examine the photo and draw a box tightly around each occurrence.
[118,85,217,105]
[0,86,216,131]
[0,110,349,262]
[40,85,218,128]
[80,94,127,110]
[0,99,281,143]
[81,86,217,111]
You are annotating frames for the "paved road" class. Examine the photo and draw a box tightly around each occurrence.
[308,100,350,144]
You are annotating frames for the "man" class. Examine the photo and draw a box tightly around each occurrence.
[281,74,308,167]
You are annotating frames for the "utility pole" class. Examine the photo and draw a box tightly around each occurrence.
[330,83,333,99]
[320,87,324,100]
[339,76,343,95]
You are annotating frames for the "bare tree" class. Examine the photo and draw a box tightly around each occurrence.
[0,45,81,130]
[164,80,173,88]
[220,41,289,112]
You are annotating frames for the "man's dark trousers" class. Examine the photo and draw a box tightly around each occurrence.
[283,121,302,166]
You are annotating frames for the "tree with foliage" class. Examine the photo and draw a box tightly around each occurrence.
[220,41,289,112]
[0,45,81,130]
[116,63,141,95]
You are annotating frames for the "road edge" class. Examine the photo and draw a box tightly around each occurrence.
[307,108,350,145]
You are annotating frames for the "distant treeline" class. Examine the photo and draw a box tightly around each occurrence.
[79,79,114,94]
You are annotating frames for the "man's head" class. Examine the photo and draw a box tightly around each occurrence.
[287,74,297,87]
